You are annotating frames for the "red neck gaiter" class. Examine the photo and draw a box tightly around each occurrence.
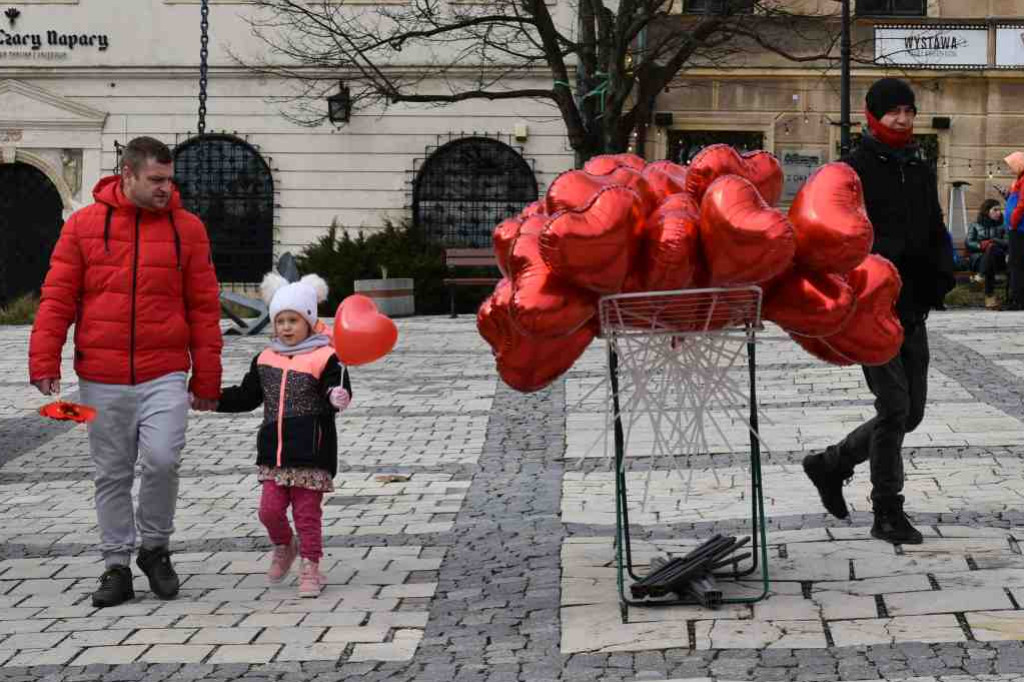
[865,110,914,149]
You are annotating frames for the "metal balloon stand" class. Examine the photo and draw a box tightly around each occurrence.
[598,287,771,622]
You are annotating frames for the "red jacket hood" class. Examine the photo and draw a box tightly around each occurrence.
[92,175,183,213]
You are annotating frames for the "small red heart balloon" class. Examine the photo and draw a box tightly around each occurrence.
[493,216,525,278]
[652,192,700,218]
[642,161,690,201]
[742,151,784,207]
[763,268,857,337]
[699,175,796,286]
[540,186,643,294]
[333,295,399,366]
[520,200,546,218]
[584,153,647,175]
[788,162,873,275]
[478,279,513,354]
[497,323,596,393]
[477,281,596,393]
[637,207,701,292]
[508,230,597,338]
[545,170,613,215]
[686,144,747,201]
[818,254,904,366]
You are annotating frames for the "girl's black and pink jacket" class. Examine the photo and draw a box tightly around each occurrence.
[217,346,350,477]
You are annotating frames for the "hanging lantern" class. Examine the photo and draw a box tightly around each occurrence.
[328,81,352,123]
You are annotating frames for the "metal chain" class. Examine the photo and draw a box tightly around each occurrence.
[198,0,210,136]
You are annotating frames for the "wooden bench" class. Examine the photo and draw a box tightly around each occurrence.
[443,248,501,318]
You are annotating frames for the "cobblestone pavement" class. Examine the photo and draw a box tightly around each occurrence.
[5,311,1024,680]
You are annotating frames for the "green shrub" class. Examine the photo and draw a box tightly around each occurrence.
[0,293,40,325]
[297,217,466,315]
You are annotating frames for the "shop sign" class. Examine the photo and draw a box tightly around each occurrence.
[779,148,824,204]
[0,8,110,61]
[996,26,1024,67]
[874,25,988,68]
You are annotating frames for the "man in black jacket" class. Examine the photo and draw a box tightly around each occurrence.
[802,78,955,544]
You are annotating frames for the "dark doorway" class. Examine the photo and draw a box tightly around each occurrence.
[0,162,64,306]
[667,130,765,164]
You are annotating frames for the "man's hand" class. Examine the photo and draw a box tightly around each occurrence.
[189,393,218,412]
[32,378,60,396]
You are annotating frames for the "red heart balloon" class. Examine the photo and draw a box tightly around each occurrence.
[508,230,597,338]
[497,323,595,393]
[493,216,525,278]
[477,281,596,393]
[333,295,399,366]
[699,175,796,286]
[763,268,857,337]
[652,192,700,218]
[686,144,747,201]
[584,153,647,175]
[788,162,873,275]
[545,170,614,215]
[818,254,904,366]
[637,207,701,292]
[742,151,784,207]
[478,279,514,355]
[540,186,643,294]
[642,161,690,201]
[520,200,546,218]
[790,332,856,366]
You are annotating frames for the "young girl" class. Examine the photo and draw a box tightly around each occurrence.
[217,273,351,597]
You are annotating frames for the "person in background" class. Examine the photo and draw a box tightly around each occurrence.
[965,199,1007,310]
[1004,152,1024,309]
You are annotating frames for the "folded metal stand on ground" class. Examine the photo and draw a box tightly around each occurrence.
[599,287,771,622]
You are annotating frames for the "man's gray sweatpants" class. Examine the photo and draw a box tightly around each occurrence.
[80,372,188,568]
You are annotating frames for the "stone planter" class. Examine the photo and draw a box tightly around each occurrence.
[353,278,415,317]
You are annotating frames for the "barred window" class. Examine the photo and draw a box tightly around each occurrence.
[413,136,538,248]
[173,134,274,283]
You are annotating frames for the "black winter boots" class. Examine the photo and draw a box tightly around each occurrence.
[802,452,851,519]
[871,495,924,545]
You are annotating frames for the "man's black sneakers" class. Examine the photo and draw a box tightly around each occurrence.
[871,497,924,545]
[92,565,135,608]
[136,546,180,599]
[802,452,851,519]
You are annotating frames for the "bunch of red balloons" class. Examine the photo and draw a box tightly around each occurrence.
[478,145,904,393]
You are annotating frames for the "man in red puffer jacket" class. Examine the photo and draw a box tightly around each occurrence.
[29,136,223,608]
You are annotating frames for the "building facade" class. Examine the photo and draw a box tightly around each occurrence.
[0,0,575,301]
[655,0,1024,244]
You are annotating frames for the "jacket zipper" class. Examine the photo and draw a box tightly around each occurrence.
[129,210,141,385]
[276,366,289,467]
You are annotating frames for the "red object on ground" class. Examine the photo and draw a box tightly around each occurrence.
[38,401,97,423]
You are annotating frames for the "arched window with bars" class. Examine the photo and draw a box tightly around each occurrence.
[173,134,274,283]
[413,136,538,248]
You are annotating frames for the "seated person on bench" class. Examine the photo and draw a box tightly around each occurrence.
[966,199,1007,310]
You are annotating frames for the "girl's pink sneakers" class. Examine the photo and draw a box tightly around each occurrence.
[267,537,298,583]
[298,559,326,598]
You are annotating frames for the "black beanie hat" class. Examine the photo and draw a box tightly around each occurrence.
[865,78,916,119]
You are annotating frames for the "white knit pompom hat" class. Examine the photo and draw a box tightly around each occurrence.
[260,272,329,329]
